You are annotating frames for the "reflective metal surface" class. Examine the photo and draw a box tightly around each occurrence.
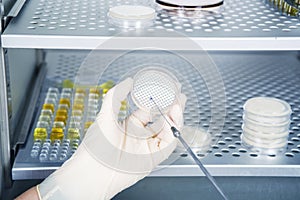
[2,0,300,49]
[12,50,300,180]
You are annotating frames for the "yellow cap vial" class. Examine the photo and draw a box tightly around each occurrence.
[74,98,84,105]
[70,116,82,123]
[58,104,69,111]
[73,103,84,111]
[84,121,93,129]
[67,128,81,140]
[75,92,85,99]
[34,128,47,141]
[100,80,114,91]
[41,109,53,118]
[36,121,49,129]
[50,127,64,142]
[46,93,58,100]
[48,87,59,94]
[56,109,68,118]
[120,100,127,111]
[42,103,55,113]
[89,88,101,95]
[88,94,100,101]
[38,115,51,125]
[75,88,86,95]
[54,115,67,125]
[62,88,73,94]
[59,98,71,108]
[72,110,83,117]
[53,121,65,130]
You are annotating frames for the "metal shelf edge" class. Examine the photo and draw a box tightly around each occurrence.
[3,35,300,50]
[12,164,300,180]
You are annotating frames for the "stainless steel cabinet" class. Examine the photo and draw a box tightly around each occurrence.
[1,0,300,199]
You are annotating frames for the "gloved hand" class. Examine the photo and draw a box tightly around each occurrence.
[37,78,186,200]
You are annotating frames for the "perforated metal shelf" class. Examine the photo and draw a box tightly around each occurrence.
[2,0,300,50]
[12,50,300,180]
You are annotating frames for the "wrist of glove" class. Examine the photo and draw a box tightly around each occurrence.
[38,78,186,200]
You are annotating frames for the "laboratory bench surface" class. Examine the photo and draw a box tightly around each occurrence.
[3,177,300,200]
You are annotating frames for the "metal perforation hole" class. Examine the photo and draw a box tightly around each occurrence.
[214,153,223,157]
[285,153,294,157]
[232,153,240,157]
[249,153,258,157]
[180,153,188,157]
[291,137,300,142]
[291,149,300,153]
[238,148,247,153]
[221,149,230,153]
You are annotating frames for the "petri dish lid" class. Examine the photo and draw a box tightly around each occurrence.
[243,97,292,117]
[131,67,179,112]
[155,0,223,9]
[108,5,156,20]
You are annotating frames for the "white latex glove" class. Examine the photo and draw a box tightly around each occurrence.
[37,78,186,200]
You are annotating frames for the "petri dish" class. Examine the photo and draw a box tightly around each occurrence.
[244,97,292,118]
[108,5,156,28]
[241,97,291,154]
[131,67,180,113]
[155,0,224,10]
[242,125,289,140]
[243,117,290,134]
[241,134,287,149]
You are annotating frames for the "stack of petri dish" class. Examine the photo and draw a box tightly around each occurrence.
[241,97,292,154]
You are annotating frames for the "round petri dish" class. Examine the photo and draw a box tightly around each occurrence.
[242,117,290,134]
[241,133,288,149]
[242,125,289,140]
[178,126,211,151]
[131,67,180,113]
[108,5,156,28]
[243,97,292,118]
[155,0,223,10]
